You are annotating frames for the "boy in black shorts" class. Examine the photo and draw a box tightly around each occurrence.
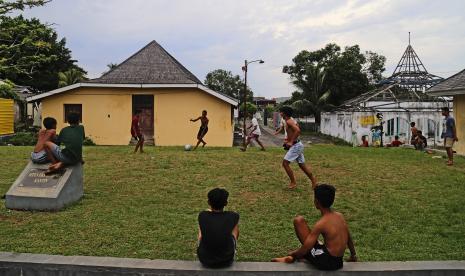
[197,188,239,268]
[272,184,357,270]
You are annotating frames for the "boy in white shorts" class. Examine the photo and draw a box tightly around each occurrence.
[280,106,317,189]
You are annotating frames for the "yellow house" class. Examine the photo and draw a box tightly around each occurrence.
[0,98,14,135]
[428,69,465,155]
[27,41,237,146]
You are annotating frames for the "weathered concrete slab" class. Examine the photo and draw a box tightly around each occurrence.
[5,162,83,211]
[0,252,464,276]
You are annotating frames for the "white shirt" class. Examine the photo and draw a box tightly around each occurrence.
[251,117,261,135]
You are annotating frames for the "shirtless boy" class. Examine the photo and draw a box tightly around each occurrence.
[272,184,357,270]
[31,117,57,164]
[190,110,209,150]
[280,106,317,189]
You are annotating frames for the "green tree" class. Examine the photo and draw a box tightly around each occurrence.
[0,0,49,15]
[0,15,85,92]
[364,51,386,84]
[284,43,386,106]
[205,69,253,102]
[239,102,257,117]
[0,79,18,99]
[289,66,332,125]
[58,68,86,87]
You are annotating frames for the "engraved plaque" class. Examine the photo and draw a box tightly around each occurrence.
[19,168,65,189]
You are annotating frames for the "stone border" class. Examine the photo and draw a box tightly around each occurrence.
[1,252,464,275]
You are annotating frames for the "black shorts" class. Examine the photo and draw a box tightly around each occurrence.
[304,242,343,271]
[198,126,208,138]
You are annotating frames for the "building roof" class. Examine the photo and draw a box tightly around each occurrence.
[26,83,238,106]
[87,41,202,84]
[26,41,238,106]
[428,69,465,96]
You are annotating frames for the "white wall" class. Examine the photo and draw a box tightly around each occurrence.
[321,101,451,147]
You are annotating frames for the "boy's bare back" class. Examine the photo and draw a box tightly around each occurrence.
[315,211,349,257]
[34,129,56,152]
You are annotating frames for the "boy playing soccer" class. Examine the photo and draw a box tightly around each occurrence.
[44,112,85,174]
[272,184,357,270]
[197,188,239,268]
[190,110,209,150]
[31,117,57,164]
[280,106,317,189]
[131,109,145,153]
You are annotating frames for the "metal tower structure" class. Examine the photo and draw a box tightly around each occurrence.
[386,32,443,93]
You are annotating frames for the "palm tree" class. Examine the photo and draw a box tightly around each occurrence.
[291,65,331,125]
[58,69,86,87]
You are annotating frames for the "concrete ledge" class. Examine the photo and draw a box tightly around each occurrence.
[1,252,464,275]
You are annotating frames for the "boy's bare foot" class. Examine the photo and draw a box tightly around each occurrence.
[287,183,297,189]
[271,256,294,263]
[446,160,453,166]
[45,163,63,175]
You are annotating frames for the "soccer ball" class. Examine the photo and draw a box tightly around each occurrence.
[184,144,192,151]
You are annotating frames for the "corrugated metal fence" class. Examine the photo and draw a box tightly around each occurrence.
[0,98,14,135]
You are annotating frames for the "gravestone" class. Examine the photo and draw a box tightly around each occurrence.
[5,161,83,211]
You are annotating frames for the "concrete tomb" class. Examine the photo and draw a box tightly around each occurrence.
[5,161,83,211]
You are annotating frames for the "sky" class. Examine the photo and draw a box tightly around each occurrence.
[20,0,465,98]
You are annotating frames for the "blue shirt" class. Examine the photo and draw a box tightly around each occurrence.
[442,117,455,138]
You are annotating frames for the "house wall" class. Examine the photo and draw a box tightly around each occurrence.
[40,87,234,146]
[454,95,464,155]
[0,98,14,135]
[321,103,448,147]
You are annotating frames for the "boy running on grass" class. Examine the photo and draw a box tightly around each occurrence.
[272,184,357,270]
[131,109,145,153]
[191,110,209,150]
[44,113,85,174]
[197,188,239,268]
[241,115,265,151]
[280,106,317,189]
[31,117,58,164]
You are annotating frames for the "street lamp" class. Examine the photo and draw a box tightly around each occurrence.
[242,59,264,147]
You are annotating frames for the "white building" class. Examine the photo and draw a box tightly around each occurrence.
[321,38,450,147]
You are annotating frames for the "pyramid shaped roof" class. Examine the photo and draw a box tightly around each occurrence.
[382,36,442,91]
[87,41,202,84]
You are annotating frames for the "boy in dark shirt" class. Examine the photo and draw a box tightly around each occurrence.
[44,112,85,174]
[272,184,357,270]
[197,188,239,268]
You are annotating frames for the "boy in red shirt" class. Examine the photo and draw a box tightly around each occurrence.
[131,110,144,153]
[390,135,403,147]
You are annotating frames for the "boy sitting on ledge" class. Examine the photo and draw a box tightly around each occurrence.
[44,112,85,174]
[197,188,239,268]
[31,117,58,164]
[272,184,357,270]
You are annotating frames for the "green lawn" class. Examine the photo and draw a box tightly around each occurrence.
[0,145,464,262]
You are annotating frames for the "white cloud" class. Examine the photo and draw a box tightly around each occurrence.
[20,0,465,97]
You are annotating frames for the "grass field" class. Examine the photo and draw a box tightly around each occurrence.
[0,145,464,262]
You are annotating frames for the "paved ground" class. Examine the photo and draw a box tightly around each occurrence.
[249,123,333,148]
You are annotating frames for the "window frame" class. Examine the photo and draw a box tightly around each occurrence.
[64,104,82,123]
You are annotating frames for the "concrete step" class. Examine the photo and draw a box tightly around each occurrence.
[1,252,464,276]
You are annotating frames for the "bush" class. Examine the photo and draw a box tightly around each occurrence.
[8,132,37,146]
[83,136,96,146]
